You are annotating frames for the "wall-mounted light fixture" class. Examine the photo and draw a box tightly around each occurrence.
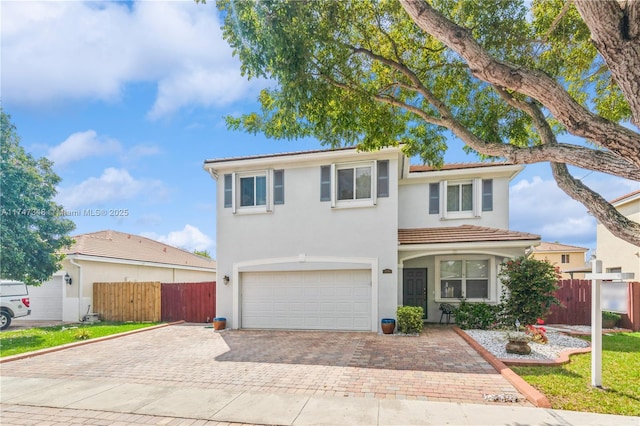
[64,273,73,285]
[223,275,230,285]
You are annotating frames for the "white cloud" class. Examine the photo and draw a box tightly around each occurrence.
[148,67,255,120]
[48,130,121,166]
[510,173,639,248]
[2,1,264,118]
[142,225,214,252]
[57,167,165,208]
[510,176,595,246]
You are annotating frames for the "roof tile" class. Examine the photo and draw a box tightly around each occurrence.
[409,162,514,173]
[63,230,216,269]
[398,225,540,245]
[533,241,588,252]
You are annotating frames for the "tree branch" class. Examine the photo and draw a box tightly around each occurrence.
[494,85,640,246]
[552,163,640,246]
[345,47,640,179]
[399,0,640,166]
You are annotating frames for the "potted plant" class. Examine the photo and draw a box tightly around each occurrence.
[602,311,621,329]
[213,317,226,330]
[505,331,532,355]
[381,318,396,334]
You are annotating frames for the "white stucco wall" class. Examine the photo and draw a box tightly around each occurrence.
[211,149,401,330]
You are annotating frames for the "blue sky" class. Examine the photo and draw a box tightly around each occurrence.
[2,0,638,258]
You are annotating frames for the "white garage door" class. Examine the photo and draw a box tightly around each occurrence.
[241,270,371,330]
[25,276,63,320]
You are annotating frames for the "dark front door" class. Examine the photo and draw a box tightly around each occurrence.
[403,268,427,318]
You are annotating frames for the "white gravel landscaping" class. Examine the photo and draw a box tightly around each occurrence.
[464,329,590,360]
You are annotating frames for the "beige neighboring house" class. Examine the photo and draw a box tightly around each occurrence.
[596,190,640,278]
[532,242,589,279]
[25,230,217,322]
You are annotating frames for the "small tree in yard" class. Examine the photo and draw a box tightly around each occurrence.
[0,110,75,285]
[499,256,561,328]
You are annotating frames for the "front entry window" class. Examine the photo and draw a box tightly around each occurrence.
[438,258,490,300]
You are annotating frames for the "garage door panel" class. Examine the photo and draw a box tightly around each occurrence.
[25,277,63,320]
[241,270,371,331]
[353,302,369,314]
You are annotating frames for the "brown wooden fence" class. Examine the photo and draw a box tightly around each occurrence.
[547,279,591,325]
[161,281,216,323]
[546,280,640,331]
[93,281,161,322]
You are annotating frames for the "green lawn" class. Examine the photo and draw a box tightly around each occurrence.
[511,332,640,416]
[0,322,160,357]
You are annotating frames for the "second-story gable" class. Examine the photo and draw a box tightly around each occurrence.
[398,162,523,230]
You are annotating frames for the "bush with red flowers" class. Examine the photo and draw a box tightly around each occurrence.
[499,256,561,330]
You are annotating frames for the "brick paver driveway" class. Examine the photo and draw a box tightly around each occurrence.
[3,323,527,405]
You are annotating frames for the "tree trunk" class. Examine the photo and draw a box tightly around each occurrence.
[575,0,640,127]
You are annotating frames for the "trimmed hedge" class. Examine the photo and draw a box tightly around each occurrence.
[397,306,424,334]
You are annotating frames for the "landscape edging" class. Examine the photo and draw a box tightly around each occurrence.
[453,326,552,408]
[0,321,185,364]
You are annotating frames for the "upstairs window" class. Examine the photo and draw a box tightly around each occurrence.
[320,160,389,208]
[223,170,284,213]
[337,165,372,200]
[447,182,473,212]
[240,175,266,207]
[429,178,492,219]
[561,254,570,264]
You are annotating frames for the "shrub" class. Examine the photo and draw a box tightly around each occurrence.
[499,256,561,328]
[396,306,424,334]
[453,299,501,330]
[602,311,621,322]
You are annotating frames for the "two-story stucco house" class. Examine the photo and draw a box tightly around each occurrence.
[204,146,540,332]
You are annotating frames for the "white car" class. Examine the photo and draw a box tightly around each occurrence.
[0,280,31,330]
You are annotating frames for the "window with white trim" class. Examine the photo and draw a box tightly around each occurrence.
[561,254,570,264]
[223,170,284,213]
[447,182,473,212]
[320,160,389,208]
[436,256,493,301]
[337,165,372,200]
[429,178,492,219]
[240,174,266,207]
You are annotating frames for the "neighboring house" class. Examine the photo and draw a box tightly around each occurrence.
[532,242,589,279]
[596,190,640,278]
[204,146,540,331]
[25,230,217,321]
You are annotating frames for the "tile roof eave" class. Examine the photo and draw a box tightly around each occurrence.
[66,253,217,271]
[398,225,541,246]
[398,239,540,249]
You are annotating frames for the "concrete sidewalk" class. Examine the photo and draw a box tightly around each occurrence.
[1,376,637,425]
